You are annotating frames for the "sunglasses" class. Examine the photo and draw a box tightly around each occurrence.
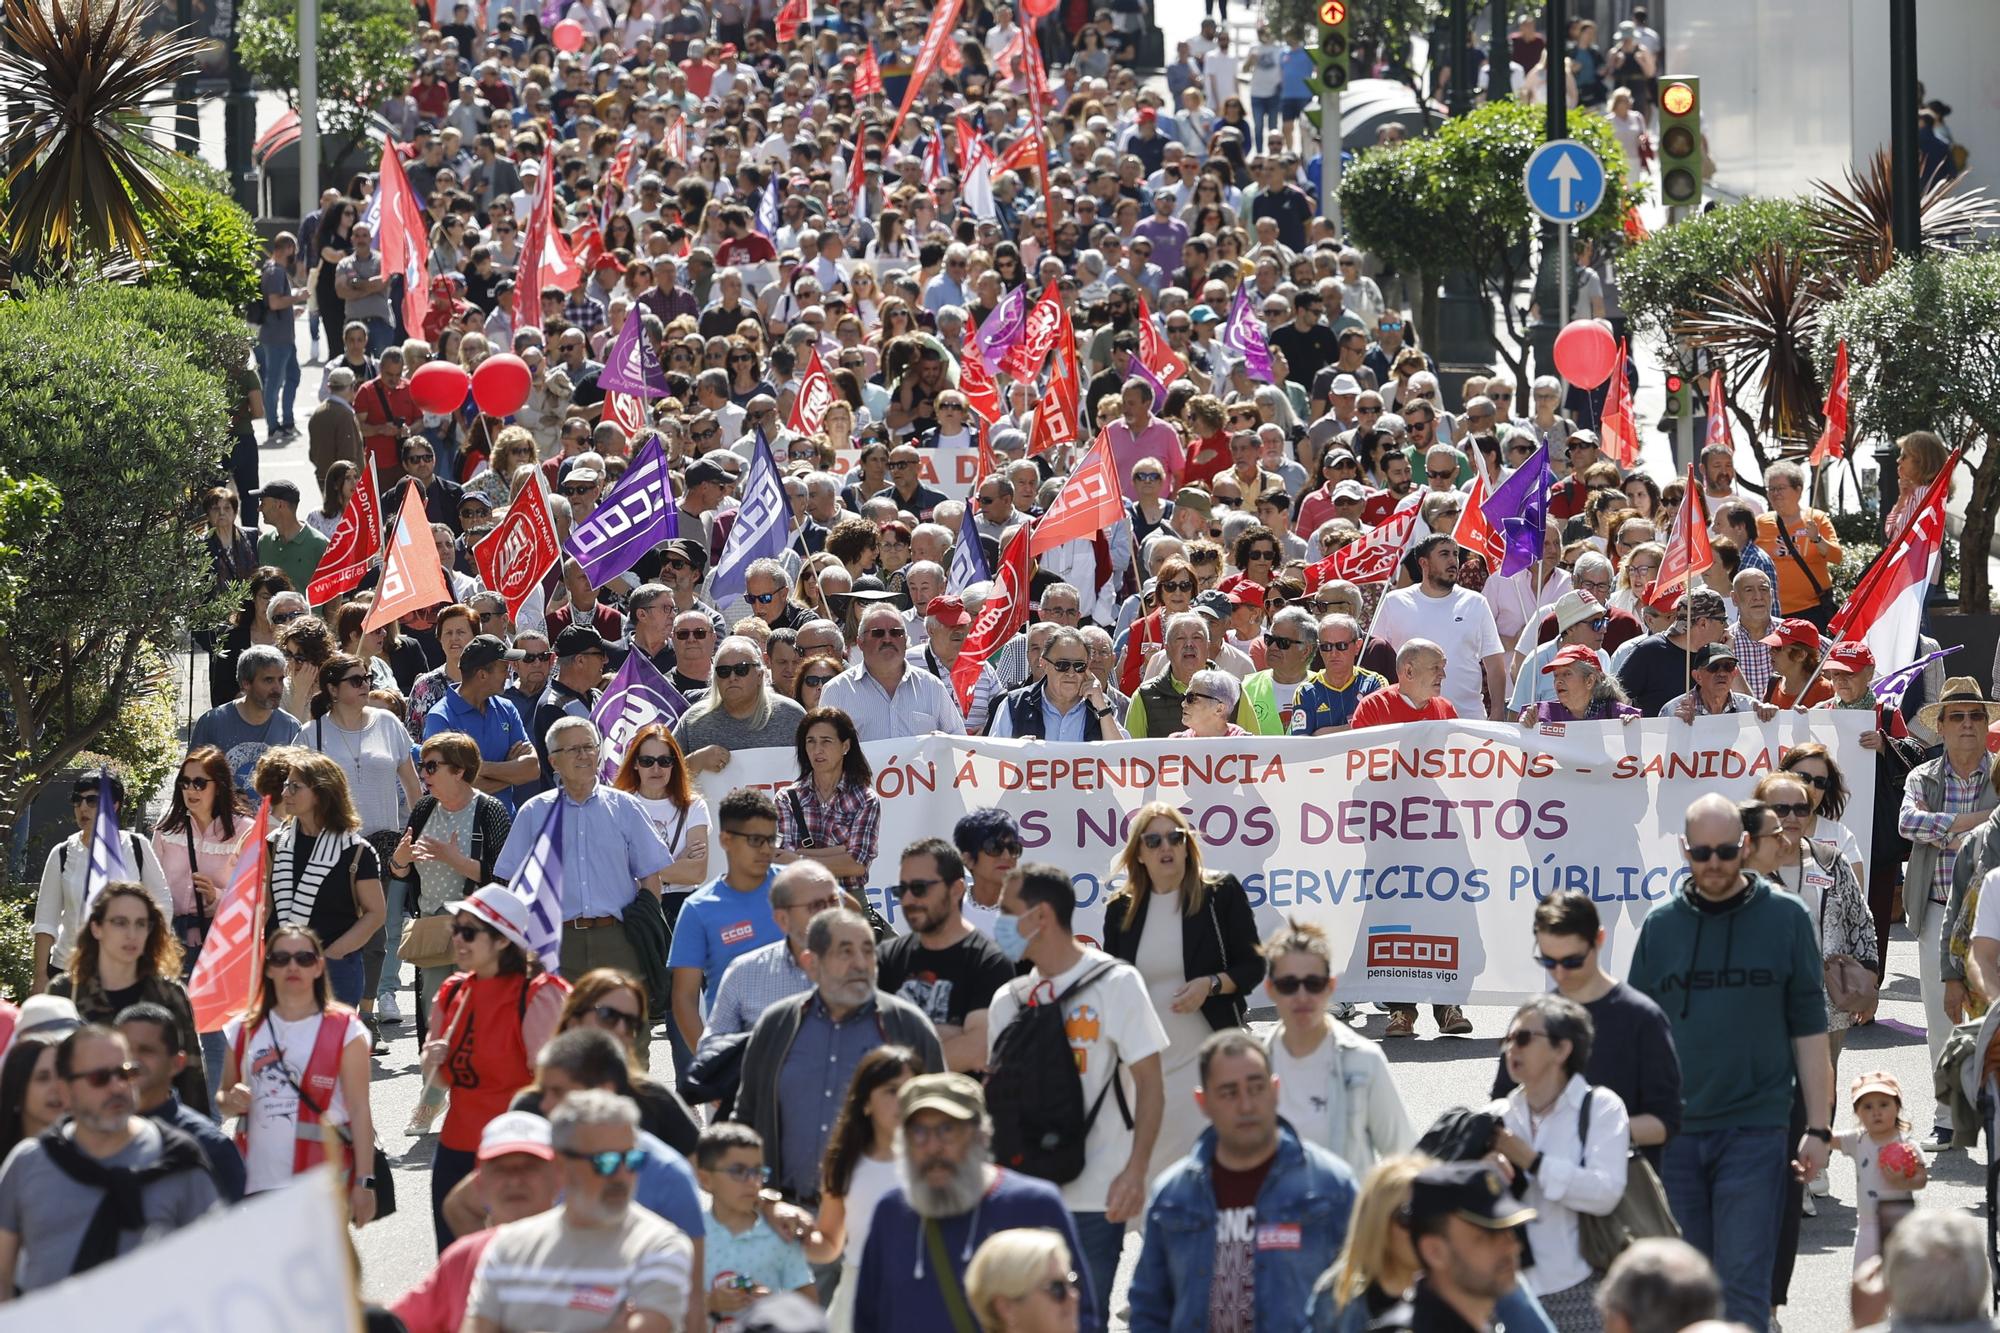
[1318,639,1358,654]
[561,1147,648,1176]
[418,759,456,775]
[1160,578,1195,594]
[1037,1274,1083,1304]
[893,877,943,898]
[177,775,213,791]
[1535,950,1590,971]
[1270,973,1331,995]
[866,626,906,641]
[1141,828,1189,849]
[674,627,710,641]
[979,838,1023,858]
[713,661,759,679]
[747,590,780,605]
[68,1063,142,1088]
[1501,1029,1549,1050]
[268,948,321,968]
[520,650,556,662]
[799,672,834,690]
[1769,802,1812,818]
[589,1004,642,1030]
[1785,771,1830,790]
[1684,841,1743,863]
[452,923,496,942]
[404,452,436,464]
[1046,658,1090,674]
[1265,633,1301,651]
[633,753,676,769]
[271,610,305,626]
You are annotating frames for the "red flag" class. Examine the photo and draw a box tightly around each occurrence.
[788,344,835,433]
[603,389,649,439]
[1135,291,1188,383]
[661,118,687,163]
[852,45,884,97]
[995,129,1044,176]
[1029,431,1124,557]
[952,115,989,175]
[940,35,963,75]
[1451,472,1507,570]
[374,142,433,340]
[306,459,383,604]
[474,472,564,623]
[607,138,637,191]
[775,0,809,43]
[1828,448,1961,662]
[993,24,1026,81]
[971,426,1000,500]
[518,144,581,311]
[1600,340,1641,467]
[953,523,1030,710]
[365,481,453,631]
[1001,279,1066,380]
[1810,340,1851,465]
[1646,464,1715,612]
[960,323,1004,428]
[187,799,270,1033]
[1703,368,1733,450]
[846,119,869,205]
[1026,320,1079,456]
[570,216,604,275]
[1622,204,1649,242]
[1306,501,1421,589]
[889,0,965,142]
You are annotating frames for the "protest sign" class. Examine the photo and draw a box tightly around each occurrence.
[695,712,1874,1003]
[831,446,983,492]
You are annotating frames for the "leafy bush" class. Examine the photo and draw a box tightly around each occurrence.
[137,180,262,308]
[0,893,35,1002]
[1618,196,1818,349]
[240,0,416,143]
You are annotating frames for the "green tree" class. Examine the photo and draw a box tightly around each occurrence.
[0,286,244,851]
[1617,196,1817,348]
[239,0,416,144]
[1339,99,1642,384]
[136,179,263,309]
[1816,252,2000,610]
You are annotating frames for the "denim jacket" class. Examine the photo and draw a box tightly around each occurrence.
[1128,1120,1358,1333]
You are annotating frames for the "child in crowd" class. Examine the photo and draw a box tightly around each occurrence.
[1834,1070,1927,1267]
[696,1123,815,1329]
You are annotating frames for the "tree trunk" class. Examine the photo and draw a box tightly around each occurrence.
[1959,431,1999,614]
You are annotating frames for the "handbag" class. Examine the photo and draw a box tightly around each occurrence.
[256,1014,398,1221]
[1774,517,1838,624]
[785,787,895,944]
[399,913,458,968]
[1575,1088,1679,1271]
[1812,842,1882,1018]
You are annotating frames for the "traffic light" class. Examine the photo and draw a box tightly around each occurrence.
[1660,370,1690,426]
[1657,76,1703,210]
[1302,0,1351,135]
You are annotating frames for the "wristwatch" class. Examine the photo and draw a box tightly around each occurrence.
[1208,973,1222,994]
[1804,1127,1832,1143]
[357,1175,377,1191]
[1090,703,1113,718]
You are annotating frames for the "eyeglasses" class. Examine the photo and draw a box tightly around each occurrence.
[549,744,601,758]
[674,627,711,641]
[67,1063,142,1088]
[1045,658,1090,674]
[267,948,322,968]
[281,780,308,794]
[1684,841,1743,863]
[800,673,834,690]
[561,1147,648,1176]
[1501,1029,1549,1050]
[1141,828,1189,849]
[589,1004,643,1031]
[712,1162,771,1183]
[1270,973,1331,995]
[1247,548,1278,562]
[1535,949,1590,971]
[1769,802,1811,818]
[177,775,213,791]
[723,828,777,849]
[894,877,943,898]
[713,661,759,679]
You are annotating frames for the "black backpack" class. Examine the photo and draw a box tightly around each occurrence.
[986,959,1132,1185]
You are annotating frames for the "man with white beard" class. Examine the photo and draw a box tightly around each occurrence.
[851,1073,1101,1332]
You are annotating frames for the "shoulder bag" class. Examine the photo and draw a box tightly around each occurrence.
[1815,841,1881,1018]
[398,800,485,968]
[251,1011,398,1221]
[1574,1087,1679,1272]
[1773,517,1838,626]
[785,786,894,944]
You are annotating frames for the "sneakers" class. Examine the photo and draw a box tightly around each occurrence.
[1383,1010,1417,1039]
[1801,1192,1816,1218]
[1332,1002,1360,1025]
[1808,1169,1831,1198]
[1436,1005,1474,1036]
[376,992,404,1024]
[364,1015,388,1055]
[1925,1125,1957,1153]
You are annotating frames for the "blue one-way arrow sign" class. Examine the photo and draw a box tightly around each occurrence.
[1524,139,1607,225]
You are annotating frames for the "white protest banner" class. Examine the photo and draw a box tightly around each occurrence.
[696,712,1874,1003]
[0,1166,356,1332]
[832,446,983,492]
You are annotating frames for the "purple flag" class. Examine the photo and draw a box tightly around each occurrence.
[80,767,134,919]
[1220,283,1274,384]
[592,650,692,782]
[563,433,678,586]
[973,285,1029,375]
[1871,646,1956,710]
[1479,440,1556,577]
[508,796,564,974]
[596,312,672,398]
[947,501,990,592]
[1125,354,1167,409]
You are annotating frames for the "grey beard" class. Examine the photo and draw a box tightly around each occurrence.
[898,1137,992,1219]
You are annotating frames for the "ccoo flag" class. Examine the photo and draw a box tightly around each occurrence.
[563,433,678,588]
[709,430,796,605]
[508,796,566,975]
[80,766,134,919]
[592,652,692,782]
[597,312,672,398]
[947,501,990,592]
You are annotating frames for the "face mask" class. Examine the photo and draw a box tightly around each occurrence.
[993,910,1037,962]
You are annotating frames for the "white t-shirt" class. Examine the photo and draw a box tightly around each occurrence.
[1369,585,1504,718]
[223,1009,368,1194]
[986,947,1169,1213]
[1975,867,2000,945]
[636,793,711,864]
[1271,1031,1337,1149]
[308,708,410,836]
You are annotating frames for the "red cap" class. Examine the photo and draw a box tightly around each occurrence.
[1542,645,1600,674]
[1759,618,1824,653]
[1215,574,1266,607]
[592,252,627,273]
[1137,106,1157,121]
[719,42,738,56]
[926,596,971,628]
[1822,642,1876,675]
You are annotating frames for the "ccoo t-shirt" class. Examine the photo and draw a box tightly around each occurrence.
[667,872,783,1007]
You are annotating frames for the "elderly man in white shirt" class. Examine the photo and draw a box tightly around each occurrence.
[820,602,969,741]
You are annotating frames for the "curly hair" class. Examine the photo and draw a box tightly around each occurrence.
[68,883,183,990]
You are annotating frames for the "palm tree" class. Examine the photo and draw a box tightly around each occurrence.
[0,0,207,272]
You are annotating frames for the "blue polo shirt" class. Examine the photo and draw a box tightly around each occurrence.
[424,684,529,812]
[666,871,782,1007]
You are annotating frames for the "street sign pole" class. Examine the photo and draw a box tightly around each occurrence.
[1323,107,1341,233]
[1558,224,1570,327]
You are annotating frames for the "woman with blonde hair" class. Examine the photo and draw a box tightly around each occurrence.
[965,1227,1083,1333]
[1101,801,1265,1167]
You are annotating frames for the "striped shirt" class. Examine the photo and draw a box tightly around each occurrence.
[469,1203,692,1333]
[1899,755,1993,906]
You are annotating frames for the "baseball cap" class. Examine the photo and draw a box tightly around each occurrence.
[1689,643,1739,672]
[1541,644,1599,674]
[443,883,538,956]
[1850,1070,1903,1105]
[1566,430,1601,453]
[1172,487,1213,517]
[1188,304,1220,325]
[478,1110,556,1162]
[925,595,971,628]
[1193,589,1235,621]
[1215,574,1266,607]
[898,1072,985,1123]
[461,634,527,673]
[252,479,302,506]
[1137,106,1157,122]
[1822,642,1876,675]
[1551,589,1604,633]
[1405,1161,1537,1230]
[1331,480,1368,503]
[1759,618,1824,653]
[554,624,616,657]
[684,459,731,488]
[592,253,627,274]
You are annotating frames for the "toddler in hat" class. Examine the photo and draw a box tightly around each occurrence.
[1834,1070,1926,1266]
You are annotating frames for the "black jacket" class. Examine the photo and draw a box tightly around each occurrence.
[1100,871,1265,1031]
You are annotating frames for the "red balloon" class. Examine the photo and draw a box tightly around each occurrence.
[471,354,532,417]
[1551,319,1619,389]
[551,19,585,51]
[408,361,470,416]
[1021,0,1058,17]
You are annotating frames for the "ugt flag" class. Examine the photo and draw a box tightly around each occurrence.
[593,652,692,782]
[709,430,795,605]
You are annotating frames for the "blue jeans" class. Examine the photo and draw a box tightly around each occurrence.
[365,317,397,357]
[200,1029,226,1104]
[256,341,299,430]
[1070,1211,1122,1330]
[1251,95,1283,151]
[1661,1126,1789,1331]
[372,877,408,1005]
[324,952,367,1007]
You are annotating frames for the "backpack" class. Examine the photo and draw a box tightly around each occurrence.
[59,832,145,878]
[985,960,1132,1185]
